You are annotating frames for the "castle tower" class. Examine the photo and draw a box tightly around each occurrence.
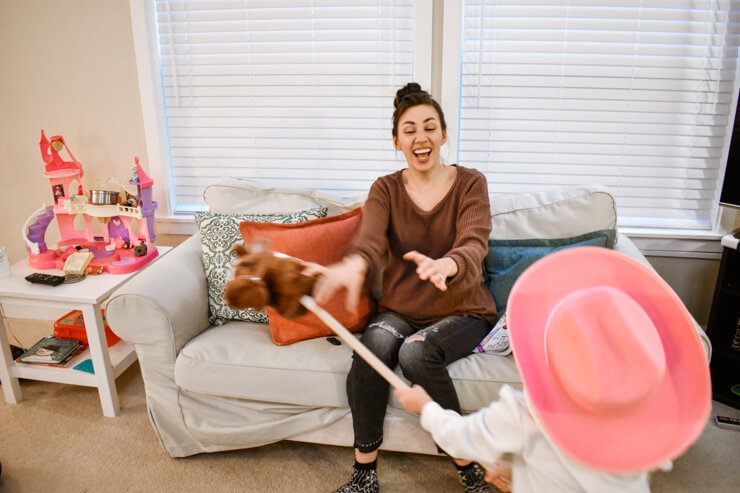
[39,130,87,244]
[131,157,157,243]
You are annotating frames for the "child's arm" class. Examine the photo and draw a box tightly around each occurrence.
[395,385,526,467]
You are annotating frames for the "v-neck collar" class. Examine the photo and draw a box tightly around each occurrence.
[400,164,459,214]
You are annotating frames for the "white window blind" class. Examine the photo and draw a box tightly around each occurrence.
[458,0,740,229]
[155,0,415,212]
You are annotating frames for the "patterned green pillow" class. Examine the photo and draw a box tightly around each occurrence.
[195,207,328,325]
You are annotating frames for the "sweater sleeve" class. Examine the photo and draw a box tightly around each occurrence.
[445,172,492,289]
[347,179,390,285]
[420,385,526,466]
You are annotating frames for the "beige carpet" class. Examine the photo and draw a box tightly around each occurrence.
[2,318,739,493]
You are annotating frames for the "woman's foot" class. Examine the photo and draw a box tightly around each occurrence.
[456,462,491,493]
[333,461,379,493]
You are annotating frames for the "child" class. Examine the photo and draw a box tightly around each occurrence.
[395,246,711,492]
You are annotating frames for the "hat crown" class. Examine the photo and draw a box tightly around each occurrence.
[544,286,666,414]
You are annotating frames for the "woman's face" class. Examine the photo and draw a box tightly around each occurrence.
[394,104,447,173]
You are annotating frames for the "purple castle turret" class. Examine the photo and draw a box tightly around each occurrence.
[131,156,158,243]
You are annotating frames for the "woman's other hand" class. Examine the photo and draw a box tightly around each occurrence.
[394,384,433,415]
[403,250,458,291]
[309,254,368,313]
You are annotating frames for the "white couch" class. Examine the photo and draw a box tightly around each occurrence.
[105,180,711,458]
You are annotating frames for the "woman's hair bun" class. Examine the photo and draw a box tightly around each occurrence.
[391,82,446,137]
[394,82,424,109]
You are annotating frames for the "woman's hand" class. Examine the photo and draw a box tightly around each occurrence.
[403,250,458,291]
[300,261,328,277]
[306,254,367,313]
[394,384,433,415]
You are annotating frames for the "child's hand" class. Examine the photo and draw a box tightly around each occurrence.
[394,384,433,414]
[484,460,512,492]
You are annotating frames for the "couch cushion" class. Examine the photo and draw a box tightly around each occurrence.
[175,321,522,413]
[240,207,376,345]
[175,322,352,407]
[491,185,617,240]
[484,229,617,314]
[195,208,327,325]
[240,207,363,266]
[204,177,366,217]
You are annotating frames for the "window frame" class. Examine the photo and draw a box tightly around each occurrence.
[437,0,735,256]
[129,0,732,257]
[130,0,434,228]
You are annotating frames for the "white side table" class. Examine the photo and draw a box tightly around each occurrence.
[0,247,171,417]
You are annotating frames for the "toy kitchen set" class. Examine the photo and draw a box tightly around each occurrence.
[24,130,158,275]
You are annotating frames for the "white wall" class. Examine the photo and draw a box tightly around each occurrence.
[647,255,720,328]
[0,0,148,265]
[0,0,729,327]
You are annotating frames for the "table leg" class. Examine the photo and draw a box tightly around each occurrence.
[81,305,120,417]
[0,310,22,404]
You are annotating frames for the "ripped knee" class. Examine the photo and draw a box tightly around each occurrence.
[367,320,405,340]
[405,334,426,343]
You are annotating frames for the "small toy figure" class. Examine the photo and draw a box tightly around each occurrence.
[132,242,148,257]
[52,184,65,204]
[85,265,105,275]
[124,192,138,208]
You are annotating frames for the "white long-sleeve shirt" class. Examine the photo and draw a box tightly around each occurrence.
[420,385,663,493]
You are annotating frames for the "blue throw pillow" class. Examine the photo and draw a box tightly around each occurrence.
[483,229,617,314]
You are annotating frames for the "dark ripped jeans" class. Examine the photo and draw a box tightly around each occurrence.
[347,310,492,453]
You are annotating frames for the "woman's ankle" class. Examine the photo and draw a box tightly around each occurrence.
[333,458,379,493]
[355,449,378,464]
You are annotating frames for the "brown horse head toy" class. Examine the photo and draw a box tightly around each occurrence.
[224,242,407,390]
[223,241,318,319]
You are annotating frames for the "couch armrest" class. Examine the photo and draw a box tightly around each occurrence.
[614,233,712,362]
[106,233,210,351]
[105,233,212,457]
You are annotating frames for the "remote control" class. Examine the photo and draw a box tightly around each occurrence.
[25,273,66,286]
[714,415,740,431]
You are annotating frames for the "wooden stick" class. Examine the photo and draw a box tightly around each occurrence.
[300,295,410,390]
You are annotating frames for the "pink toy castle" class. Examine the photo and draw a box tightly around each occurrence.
[24,130,159,274]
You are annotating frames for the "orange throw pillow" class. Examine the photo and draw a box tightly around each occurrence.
[239,207,376,345]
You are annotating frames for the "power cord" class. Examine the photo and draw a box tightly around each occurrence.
[0,304,27,355]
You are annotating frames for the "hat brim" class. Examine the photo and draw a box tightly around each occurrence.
[507,246,711,473]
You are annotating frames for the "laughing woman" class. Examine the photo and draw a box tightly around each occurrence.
[310,83,498,493]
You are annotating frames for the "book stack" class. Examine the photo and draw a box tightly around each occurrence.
[17,336,87,367]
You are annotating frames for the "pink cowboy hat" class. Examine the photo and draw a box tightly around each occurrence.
[507,246,711,473]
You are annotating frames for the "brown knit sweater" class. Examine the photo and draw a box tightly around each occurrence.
[349,165,498,328]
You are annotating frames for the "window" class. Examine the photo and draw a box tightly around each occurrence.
[454,0,740,230]
[134,0,740,234]
[147,0,421,213]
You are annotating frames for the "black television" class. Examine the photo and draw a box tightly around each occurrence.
[721,97,740,210]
